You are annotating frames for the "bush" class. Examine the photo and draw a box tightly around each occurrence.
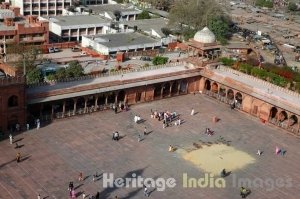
[137,10,151,20]
[26,68,43,84]
[47,74,56,81]
[152,56,169,65]
[239,63,252,74]
[219,57,235,66]
[66,61,83,78]
[55,68,67,80]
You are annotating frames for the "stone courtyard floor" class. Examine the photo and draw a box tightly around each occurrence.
[1,94,300,199]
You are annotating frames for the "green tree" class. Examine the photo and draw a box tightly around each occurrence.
[208,16,229,45]
[219,57,235,66]
[26,68,43,84]
[255,0,273,8]
[288,2,298,12]
[161,27,172,37]
[65,61,83,78]
[55,68,67,80]
[137,10,151,20]
[152,56,169,65]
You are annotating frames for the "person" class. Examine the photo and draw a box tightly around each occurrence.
[112,131,119,141]
[69,182,74,191]
[9,134,13,144]
[143,127,147,135]
[16,152,21,163]
[169,145,175,152]
[220,169,226,177]
[144,185,149,197]
[275,146,281,155]
[240,187,250,198]
[191,108,194,116]
[15,142,19,149]
[138,134,141,142]
[26,123,30,131]
[37,194,41,199]
[257,150,262,156]
[79,172,83,181]
[82,192,86,199]
[36,119,40,129]
[16,123,20,132]
[230,102,235,110]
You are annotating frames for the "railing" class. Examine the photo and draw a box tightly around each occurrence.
[216,65,300,99]
[27,62,185,88]
[0,76,25,86]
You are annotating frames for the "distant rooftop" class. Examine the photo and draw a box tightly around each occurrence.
[48,15,110,27]
[87,4,140,15]
[120,18,168,37]
[84,32,160,48]
[145,8,169,18]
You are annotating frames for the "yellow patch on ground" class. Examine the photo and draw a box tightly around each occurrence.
[178,144,256,175]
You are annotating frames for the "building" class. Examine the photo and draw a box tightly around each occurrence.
[80,0,112,6]
[14,0,72,16]
[45,15,111,42]
[81,32,162,55]
[0,15,49,45]
[88,4,141,21]
[0,63,26,133]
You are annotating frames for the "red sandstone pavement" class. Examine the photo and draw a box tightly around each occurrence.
[1,94,300,199]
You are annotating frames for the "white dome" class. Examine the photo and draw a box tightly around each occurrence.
[193,27,216,43]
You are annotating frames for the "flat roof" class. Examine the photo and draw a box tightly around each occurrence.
[49,15,110,26]
[84,32,160,48]
[120,18,168,37]
[88,4,139,15]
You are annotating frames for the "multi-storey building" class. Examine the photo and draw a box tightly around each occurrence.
[14,0,72,16]
[0,15,49,45]
[45,15,111,41]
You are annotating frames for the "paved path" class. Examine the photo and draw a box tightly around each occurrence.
[0,94,300,199]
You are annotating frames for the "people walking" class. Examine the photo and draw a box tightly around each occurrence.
[79,172,83,181]
[16,152,21,163]
[36,119,40,129]
[191,108,194,116]
[9,134,13,144]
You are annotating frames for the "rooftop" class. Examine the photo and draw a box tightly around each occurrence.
[87,4,140,15]
[48,15,110,26]
[120,18,168,37]
[84,32,160,48]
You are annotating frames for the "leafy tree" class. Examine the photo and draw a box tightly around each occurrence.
[26,68,43,84]
[137,10,151,20]
[65,61,83,78]
[255,0,273,8]
[161,27,172,37]
[55,68,67,80]
[208,16,230,45]
[152,56,168,65]
[219,57,235,66]
[288,2,298,12]
[144,0,174,11]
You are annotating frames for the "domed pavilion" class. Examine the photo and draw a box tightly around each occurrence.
[186,27,221,59]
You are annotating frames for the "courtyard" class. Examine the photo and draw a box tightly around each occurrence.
[0,94,300,199]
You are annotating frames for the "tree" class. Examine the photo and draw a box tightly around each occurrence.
[288,2,298,12]
[144,0,174,11]
[152,56,168,65]
[65,61,83,78]
[208,16,230,45]
[255,0,273,8]
[26,68,43,84]
[137,10,151,20]
[55,68,67,80]
[161,27,172,37]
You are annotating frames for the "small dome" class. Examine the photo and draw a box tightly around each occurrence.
[193,27,216,43]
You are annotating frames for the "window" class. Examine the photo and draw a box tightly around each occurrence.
[8,95,18,107]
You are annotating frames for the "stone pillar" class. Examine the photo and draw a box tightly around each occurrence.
[62,101,66,118]
[160,86,164,99]
[68,29,71,42]
[73,98,77,115]
[105,95,108,106]
[185,82,189,94]
[95,95,99,107]
[51,104,54,119]
[77,28,80,41]
[177,82,180,95]
[84,97,88,113]
[115,93,118,104]
[169,83,173,97]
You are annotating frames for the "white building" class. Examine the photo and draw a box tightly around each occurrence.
[44,15,112,41]
[14,0,72,16]
[81,32,162,55]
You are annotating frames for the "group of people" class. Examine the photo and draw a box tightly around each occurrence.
[151,110,181,128]
[112,103,129,114]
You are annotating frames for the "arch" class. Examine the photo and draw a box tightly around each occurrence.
[219,86,226,97]
[278,111,288,122]
[179,80,188,94]
[117,90,125,102]
[162,82,171,97]
[171,81,179,96]
[227,89,234,100]
[8,95,18,107]
[211,82,218,93]
[235,92,243,104]
[204,79,211,90]
[269,107,278,119]
[154,84,162,99]
[289,115,298,126]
